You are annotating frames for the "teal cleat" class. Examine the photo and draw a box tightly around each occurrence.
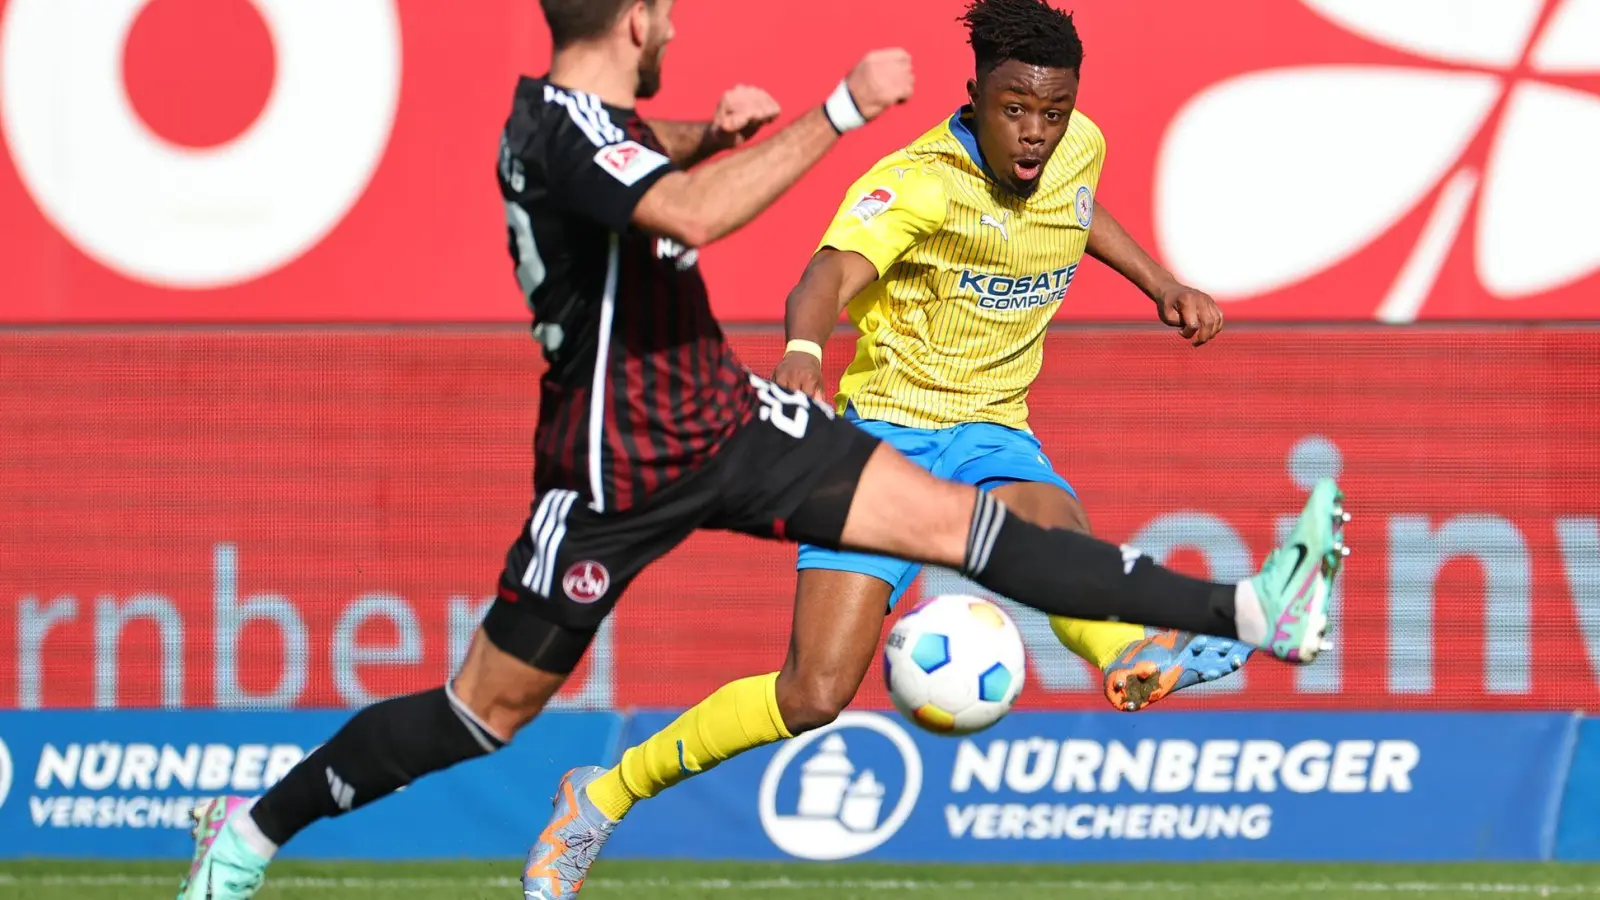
[1248,478,1349,664]
[1103,629,1252,711]
[523,766,616,900]
[176,797,269,900]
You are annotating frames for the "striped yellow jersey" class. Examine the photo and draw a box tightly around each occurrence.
[816,107,1106,430]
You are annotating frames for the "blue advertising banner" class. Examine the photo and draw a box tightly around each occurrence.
[1553,716,1599,861]
[607,710,1576,863]
[0,710,623,859]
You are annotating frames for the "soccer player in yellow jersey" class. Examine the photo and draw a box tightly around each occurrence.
[524,2,1348,889]
[774,0,1253,718]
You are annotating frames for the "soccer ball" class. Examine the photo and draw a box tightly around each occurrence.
[883,593,1026,735]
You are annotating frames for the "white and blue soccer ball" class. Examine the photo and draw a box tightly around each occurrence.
[883,593,1027,735]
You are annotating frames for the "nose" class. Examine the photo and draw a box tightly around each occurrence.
[1020,116,1046,147]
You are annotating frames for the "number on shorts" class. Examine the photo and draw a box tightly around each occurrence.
[750,374,811,439]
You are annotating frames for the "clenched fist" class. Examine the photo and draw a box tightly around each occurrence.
[845,48,915,121]
[709,85,782,151]
[1156,285,1225,346]
[773,352,827,404]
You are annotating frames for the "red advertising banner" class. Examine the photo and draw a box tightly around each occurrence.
[3,327,1597,712]
[2,0,1597,323]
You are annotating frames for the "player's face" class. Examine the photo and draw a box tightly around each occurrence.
[633,0,675,99]
[967,60,1079,197]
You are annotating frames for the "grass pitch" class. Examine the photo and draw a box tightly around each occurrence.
[4,859,1600,900]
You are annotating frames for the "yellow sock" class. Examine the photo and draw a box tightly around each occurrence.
[585,672,792,821]
[1049,616,1150,670]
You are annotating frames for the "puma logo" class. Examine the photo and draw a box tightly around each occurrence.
[979,211,1010,241]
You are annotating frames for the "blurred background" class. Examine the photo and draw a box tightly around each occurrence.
[2,0,1600,880]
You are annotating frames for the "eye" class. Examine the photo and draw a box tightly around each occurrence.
[1045,110,1065,123]
[1004,104,1024,117]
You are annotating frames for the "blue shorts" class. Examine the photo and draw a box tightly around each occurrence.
[796,409,1076,609]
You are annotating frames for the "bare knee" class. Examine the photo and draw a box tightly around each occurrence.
[775,666,857,734]
[450,630,568,739]
[990,481,1091,534]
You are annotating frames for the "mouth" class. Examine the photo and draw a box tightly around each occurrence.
[1013,157,1043,182]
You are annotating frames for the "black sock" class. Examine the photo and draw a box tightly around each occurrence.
[249,686,505,847]
[962,493,1241,639]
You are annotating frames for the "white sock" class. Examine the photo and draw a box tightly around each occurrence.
[227,799,280,861]
[1232,579,1268,648]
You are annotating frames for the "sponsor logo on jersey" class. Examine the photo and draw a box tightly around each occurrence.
[656,237,699,271]
[594,141,670,187]
[957,264,1080,311]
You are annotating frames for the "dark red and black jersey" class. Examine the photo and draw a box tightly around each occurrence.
[498,76,757,513]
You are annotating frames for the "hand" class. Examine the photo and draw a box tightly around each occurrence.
[1156,285,1225,346]
[844,48,915,121]
[708,85,781,151]
[773,352,827,404]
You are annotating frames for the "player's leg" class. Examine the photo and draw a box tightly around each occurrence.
[831,442,1346,660]
[529,409,931,900]
[984,482,1148,669]
[989,480,1252,711]
[585,566,894,824]
[180,489,684,900]
[177,627,563,900]
[777,568,902,730]
[943,422,1255,711]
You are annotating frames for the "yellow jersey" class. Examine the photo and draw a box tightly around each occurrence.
[816,107,1106,430]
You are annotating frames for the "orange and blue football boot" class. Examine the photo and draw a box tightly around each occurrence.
[1101,629,1252,712]
[523,767,615,900]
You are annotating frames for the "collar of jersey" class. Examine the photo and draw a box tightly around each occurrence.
[946,106,1000,183]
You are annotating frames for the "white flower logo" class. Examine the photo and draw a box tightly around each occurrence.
[1156,0,1600,321]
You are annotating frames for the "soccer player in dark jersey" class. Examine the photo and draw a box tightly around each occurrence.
[176,2,1347,897]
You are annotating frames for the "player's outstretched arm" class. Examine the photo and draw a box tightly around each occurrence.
[632,50,914,248]
[1087,200,1224,346]
[648,86,783,168]
[774,250,880,401]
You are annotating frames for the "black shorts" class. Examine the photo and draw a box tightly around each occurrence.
[483,374,880,672]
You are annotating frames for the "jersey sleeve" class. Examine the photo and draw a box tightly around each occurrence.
[537,107,678,234]
[815,158,946,276]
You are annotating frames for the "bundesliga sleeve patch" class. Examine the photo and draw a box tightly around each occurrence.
[849,187,896,225]
[594,140,671,187]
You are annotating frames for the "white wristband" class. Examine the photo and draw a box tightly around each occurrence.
[823,80,866,134]
[785,339,824,361]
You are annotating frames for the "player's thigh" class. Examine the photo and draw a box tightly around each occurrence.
[473,485,703,721]
[835,442,975,569]
[777,566,894,731]
[988,480,1091,533]
[723,377,969,569]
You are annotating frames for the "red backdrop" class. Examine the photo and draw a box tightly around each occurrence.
[3,0,1597,322]
[4,327,1598,711]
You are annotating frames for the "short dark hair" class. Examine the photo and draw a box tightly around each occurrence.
[959,0,1084,77]
[541,0,645,47]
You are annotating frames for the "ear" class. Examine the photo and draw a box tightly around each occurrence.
[626,0,650,47]
[966,77,980,108]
